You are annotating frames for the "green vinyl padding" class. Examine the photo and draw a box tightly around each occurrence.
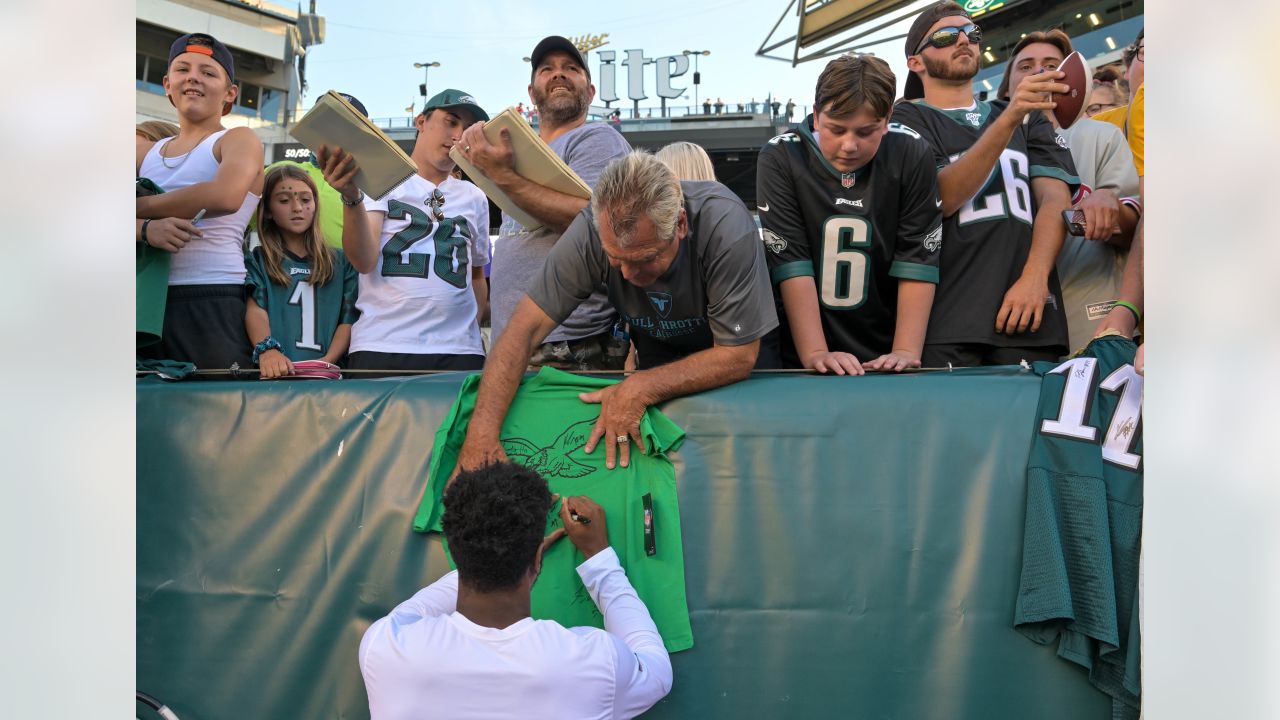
[136,368,1109,719]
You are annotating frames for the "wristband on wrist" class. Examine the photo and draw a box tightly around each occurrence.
[1112,300,1142,325]
[252,337,283,364]
[341,189,365,207]
[140,219,152,246]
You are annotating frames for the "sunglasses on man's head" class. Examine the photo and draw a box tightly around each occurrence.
[915,23,982,54]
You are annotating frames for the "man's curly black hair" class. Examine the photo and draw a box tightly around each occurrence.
[442,461,554,592]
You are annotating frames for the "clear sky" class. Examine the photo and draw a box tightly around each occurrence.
[302,0,936,120]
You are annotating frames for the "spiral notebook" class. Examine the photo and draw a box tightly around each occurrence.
[289,90,416,200]
[450,107,592,231]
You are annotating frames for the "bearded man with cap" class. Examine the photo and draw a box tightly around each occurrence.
[461,36,633,371]
[319,90,493,375]
[136,32,265,371]
[892,1,1080,367]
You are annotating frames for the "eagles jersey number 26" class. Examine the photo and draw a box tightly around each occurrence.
[382,199,474,289]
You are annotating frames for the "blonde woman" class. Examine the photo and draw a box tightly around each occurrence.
[655,142,715,181]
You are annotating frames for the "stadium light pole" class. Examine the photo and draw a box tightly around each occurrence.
[682,50,710,110]
[413,61,440,99]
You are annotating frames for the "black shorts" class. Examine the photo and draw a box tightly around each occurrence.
[922,342,1063,368]
[137,284,252,371]
[346,351,485,378]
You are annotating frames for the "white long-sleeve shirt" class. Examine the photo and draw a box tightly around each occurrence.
[359,547,672,720]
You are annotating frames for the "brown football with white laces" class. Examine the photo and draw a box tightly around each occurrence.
[1053,51,1089,129]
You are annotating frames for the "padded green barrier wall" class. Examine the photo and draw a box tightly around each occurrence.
[137,369,1109,719]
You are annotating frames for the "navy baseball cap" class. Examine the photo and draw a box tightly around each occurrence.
[424,89,490,123]
[529,36,591,81]
[338,92,368,117]
[168,33,235,82]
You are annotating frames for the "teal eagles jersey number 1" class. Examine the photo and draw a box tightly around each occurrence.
[245,246,360,361]
[1016,334,1143,719]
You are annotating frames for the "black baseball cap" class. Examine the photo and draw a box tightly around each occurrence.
[168,33,235,82]
[902,1,972,100]
[529,36,591,81]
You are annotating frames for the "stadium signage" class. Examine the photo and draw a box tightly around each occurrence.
[595,49,689,103]
[962,0,1003,13]
[272,143,313,162]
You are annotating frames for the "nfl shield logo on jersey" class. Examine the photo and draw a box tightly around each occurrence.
[841,173,854,188]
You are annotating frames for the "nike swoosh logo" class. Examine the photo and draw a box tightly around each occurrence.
[757,203,769,212]
[935,198,942,207]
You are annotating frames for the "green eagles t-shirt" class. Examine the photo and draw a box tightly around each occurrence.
[244,246,360,362]
[1017,334,1143,719]
[413,366,693,652]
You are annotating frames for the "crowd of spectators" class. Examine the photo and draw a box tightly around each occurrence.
[137,15,1143,382]
[137,3,1146,716]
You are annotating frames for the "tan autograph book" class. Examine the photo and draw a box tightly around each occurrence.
[289,90,416,200]
[449,107,591,231]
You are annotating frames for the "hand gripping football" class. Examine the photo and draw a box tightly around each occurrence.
[1053,51,1089,129]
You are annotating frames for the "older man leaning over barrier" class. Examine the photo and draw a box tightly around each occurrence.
[456,150,778,474]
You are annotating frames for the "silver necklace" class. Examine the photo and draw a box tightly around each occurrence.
[159,130,216,170]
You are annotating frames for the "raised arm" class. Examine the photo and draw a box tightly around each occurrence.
[935,72,1068,216]
[318,145,384,274]
[460,123,586,232]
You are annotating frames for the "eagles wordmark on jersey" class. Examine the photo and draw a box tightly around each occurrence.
[245,246,359,361]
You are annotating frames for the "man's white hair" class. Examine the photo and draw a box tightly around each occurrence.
[591,150,684,248]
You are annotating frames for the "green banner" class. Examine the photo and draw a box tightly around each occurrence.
[137,369,1108,719]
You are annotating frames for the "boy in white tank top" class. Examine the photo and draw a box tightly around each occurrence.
[318,90,492,377]
[135,32,264,373]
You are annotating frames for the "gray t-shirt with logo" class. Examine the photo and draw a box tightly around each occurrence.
[490,122,632,344]
[528,181,778,369]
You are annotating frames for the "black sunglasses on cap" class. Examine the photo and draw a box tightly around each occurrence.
[914,23,982,55]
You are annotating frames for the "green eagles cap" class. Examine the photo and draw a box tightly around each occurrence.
[424,89,489,123]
